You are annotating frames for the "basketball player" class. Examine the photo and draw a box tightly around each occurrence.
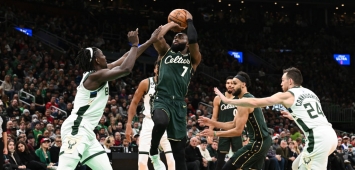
[212,67,338,170]
[149,10,201,170]
[57,27,162,170]
[209,76,243,170]
[199,71,271,170]
[125,61,175,170]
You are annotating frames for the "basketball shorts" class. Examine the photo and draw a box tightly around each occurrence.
[293,126,337,170]
[59,117,107,165]
[153,95,187,140]
[139,117,172,154]
[218,136,243,153]
[228,136,272,169]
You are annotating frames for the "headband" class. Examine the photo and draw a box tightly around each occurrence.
[86,47,93,62]
[234,74,246,83]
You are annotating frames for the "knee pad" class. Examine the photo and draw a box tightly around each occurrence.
[152,109,169,127]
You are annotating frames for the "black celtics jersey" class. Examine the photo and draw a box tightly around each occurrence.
[243,93,269,140]
[155,49,193,98]
[218,96,238,123]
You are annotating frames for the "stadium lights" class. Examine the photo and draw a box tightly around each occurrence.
[296,3,299,6]
[281,6,284,8]
[228,4,231,6]
[344,12,346,14]
[275,2,277,5]
[341,4,344,6]
[219,0,221,2]
[336,7,338,9]
[241,1,244,3]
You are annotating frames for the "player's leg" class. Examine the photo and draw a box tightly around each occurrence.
[138,117,154,170]
[216,137,229,170]
[150,108,169,156]
[292,152,302,170]
[169,137,187,170]
[160,130,175,170]
[81,139,112,170]
[57,134,86,170]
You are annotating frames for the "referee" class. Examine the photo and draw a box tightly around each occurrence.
[0,114,8,169]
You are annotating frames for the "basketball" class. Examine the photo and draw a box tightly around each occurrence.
[168,9,187,31]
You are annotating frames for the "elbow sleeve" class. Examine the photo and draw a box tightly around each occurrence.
[187,19,197,44]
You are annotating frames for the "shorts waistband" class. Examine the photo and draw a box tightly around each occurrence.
[156,94,185,101]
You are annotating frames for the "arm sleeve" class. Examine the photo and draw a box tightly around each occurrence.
[187,19,197,44]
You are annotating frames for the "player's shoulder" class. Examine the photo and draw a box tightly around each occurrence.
[213,95,221,104]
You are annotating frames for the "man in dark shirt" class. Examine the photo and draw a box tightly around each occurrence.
[185,137,207,170]
[207,140,218,170]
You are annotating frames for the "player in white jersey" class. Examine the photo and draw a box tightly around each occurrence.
[213,67,337,170]
[125,61,175,170]
[58,27,162,170]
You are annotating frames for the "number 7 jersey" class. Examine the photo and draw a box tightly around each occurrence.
[156,49,192,98]
[287,87,332,132]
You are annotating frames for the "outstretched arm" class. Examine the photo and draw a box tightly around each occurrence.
[107,26,162,69]
[214,88,291,108]
[198,116,235,130]
[184,10,201,71]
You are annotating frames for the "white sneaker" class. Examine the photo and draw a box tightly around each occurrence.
[150,154,166,170]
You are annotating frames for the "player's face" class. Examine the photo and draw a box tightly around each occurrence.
[225,79,235,94]
[95,49,108,69]
[232,78,243,96]
[171,33,188,52]
[281,73,290,92]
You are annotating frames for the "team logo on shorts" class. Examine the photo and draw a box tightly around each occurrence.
[68,140,77,149]
[303,157,311,165]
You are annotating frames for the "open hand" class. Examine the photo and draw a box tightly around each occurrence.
[200,129,214,137]
[198,116,212,127]
[214,87,223,97]
[280,110,293,120]
[149,26,162,43]
[128,28,139,46]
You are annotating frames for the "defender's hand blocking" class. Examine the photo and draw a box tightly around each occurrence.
[128,28,139,46]
[149,26,162,43]
[280,110,294,120]
[200,129,214,137]
[198,116,212,127]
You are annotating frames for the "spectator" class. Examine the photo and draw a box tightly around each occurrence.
[207,140,218,170]
[50,135,61,164]
[16,141,46,170]
[113,132,122,146]
[103,136,114,153]
[35,138,57,169]
[185,137,205,170]
[7,140,27,170]
[6,99,21,118]
[1,75,14,99]
[197,139,214,169]
[276,140,288,170]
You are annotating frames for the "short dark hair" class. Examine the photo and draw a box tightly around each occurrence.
[283,67,303,86]
[226,76,234,83]
[235,71,251,87]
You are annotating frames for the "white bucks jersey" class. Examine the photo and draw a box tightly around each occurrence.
[71,72,109,134]
[288,87,331,133]
[142,77,155,118]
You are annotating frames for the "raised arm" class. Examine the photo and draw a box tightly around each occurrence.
[184,10,201,71]
[125,79,148,141]
[88,29,139,86]
[214,88,293,108]
[154,22,183,56]
[107,26,162,69]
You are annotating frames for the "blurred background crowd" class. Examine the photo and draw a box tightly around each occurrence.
[0,0,355,169]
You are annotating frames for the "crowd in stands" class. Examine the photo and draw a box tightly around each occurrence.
[0,1,355,170]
